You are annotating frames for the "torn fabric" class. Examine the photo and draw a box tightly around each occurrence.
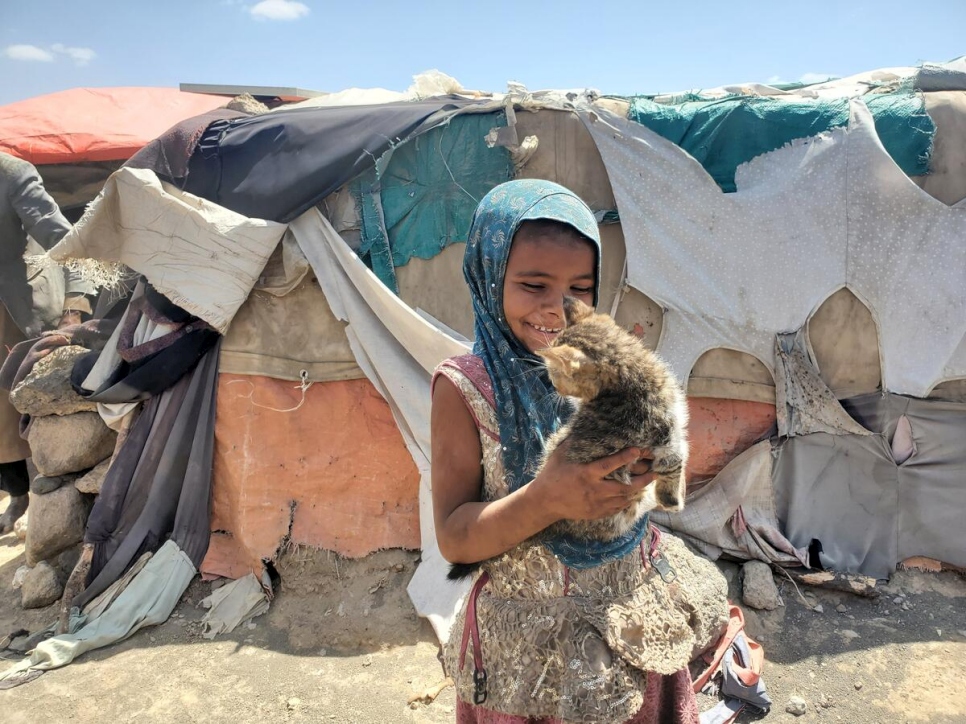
[0,540,194,685]
[183,98,492,224]
[628,92,934,192]
[349,111,513,290]
[199,573,270,639]
[47,167,286,334]
[580,99,966,398]
[773,390,966,578]
[651,441,807,567]
[774,329,872,437]
[78,343,219,607]
[286,208,471,643]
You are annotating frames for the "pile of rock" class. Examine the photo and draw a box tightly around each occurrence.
[8,346,116,609]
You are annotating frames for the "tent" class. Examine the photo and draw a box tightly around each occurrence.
[3,61,966,681]
[0,86,233,164]
[0,87,238,215]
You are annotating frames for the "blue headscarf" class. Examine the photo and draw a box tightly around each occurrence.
[463,179,650,569]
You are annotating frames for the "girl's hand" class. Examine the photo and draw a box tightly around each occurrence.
[529,443,656,522]
[629,448,653,477]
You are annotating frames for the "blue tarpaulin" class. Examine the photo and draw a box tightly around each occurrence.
[351,112,512,292]
[628,93,935,192]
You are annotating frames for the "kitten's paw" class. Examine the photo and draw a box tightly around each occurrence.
[655,486,685,511]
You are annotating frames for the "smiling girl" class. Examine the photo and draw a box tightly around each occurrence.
[431,180,728,724]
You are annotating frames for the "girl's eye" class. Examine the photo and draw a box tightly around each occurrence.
[571,287,593,295]
[522,283,544,291]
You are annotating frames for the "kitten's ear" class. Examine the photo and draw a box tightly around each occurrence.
[540,344,592,376]
[540,345,598,398]
[563,296,595,326]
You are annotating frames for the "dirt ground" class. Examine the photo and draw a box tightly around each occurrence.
[2,492,965,723]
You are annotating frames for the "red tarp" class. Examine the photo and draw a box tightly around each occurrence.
[202,374,422,579]
[0,87,229,164]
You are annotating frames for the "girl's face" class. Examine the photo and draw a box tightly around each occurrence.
[502,227,596,353]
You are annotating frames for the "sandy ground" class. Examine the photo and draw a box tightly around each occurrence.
[2,492,965,724]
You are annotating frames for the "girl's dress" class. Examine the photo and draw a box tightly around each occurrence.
[436,355,730,724]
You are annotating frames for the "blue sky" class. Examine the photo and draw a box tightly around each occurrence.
[1,0,963,105]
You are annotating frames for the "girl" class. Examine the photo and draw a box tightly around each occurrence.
[431,180,729,724]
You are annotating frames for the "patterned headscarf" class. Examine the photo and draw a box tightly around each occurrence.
[463,179,650,569]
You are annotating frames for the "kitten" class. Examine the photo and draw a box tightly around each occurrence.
[536,296,688,542]
[447,298,688,580]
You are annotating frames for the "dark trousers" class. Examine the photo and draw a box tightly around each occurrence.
[0,459,28,497]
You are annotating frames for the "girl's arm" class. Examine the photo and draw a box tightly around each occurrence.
[431,375,654,565]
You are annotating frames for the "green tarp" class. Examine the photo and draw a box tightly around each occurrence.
[351,111,513,292]
[628,93,935,192]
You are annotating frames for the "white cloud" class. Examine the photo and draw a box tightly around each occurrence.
[3,44,55,62]
[798,72,836,85]
[52,43,97,66]
[765,74,784,85]
[250,0,310,20]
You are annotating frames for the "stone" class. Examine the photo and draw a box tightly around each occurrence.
[28,412,117,477]
[836,603,848,613]
[14,513,28,541]
[226,93,270,114]
[11,565,29,589]
[30,473,79,496]
[21,561,64,609]
[56,544,84,577]
[786,695,807,716]
[9,346,98,417]
[24,485,93,566]
[741,560,781,611]
[74,458,112,495]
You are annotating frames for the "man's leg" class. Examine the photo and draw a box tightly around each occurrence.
[0,459,30,534]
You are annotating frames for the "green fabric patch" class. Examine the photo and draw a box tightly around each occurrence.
[628,93,935,192]
[351,112,513,292]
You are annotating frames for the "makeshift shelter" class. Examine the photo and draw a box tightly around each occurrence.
[0,87,242,214]
[3,60,966,683]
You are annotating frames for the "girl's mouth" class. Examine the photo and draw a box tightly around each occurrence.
[528,322,562,334]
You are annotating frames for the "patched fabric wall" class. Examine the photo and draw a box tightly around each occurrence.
[202,375,422,579]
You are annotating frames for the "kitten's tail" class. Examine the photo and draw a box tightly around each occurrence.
[447,561,483,581]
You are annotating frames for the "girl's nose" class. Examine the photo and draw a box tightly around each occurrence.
[543,295,564,317]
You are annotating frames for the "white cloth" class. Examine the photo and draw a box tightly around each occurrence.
[0,540,194,682]
[581,100,966,398]
[651,441,807,567]
[287,209,471,642]
[199,573,270,639]
[47,167,287,334]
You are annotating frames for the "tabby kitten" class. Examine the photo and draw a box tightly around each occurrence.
[448,298,688,580]
[536,296,688,542]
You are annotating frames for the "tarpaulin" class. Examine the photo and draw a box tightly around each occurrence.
[350,112,512,290]
[0,87,228,164]
[628,92,934,192]
[183,97,490,223]
[202,374,421,579]
[581,99,966,399]
[774,392,966,578]
[49,167,286,334]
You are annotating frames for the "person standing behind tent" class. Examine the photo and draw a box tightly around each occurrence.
[0,151,96,534]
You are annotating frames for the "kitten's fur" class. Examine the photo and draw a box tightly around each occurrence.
[536,297,688,542]
[447,298,688,580]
